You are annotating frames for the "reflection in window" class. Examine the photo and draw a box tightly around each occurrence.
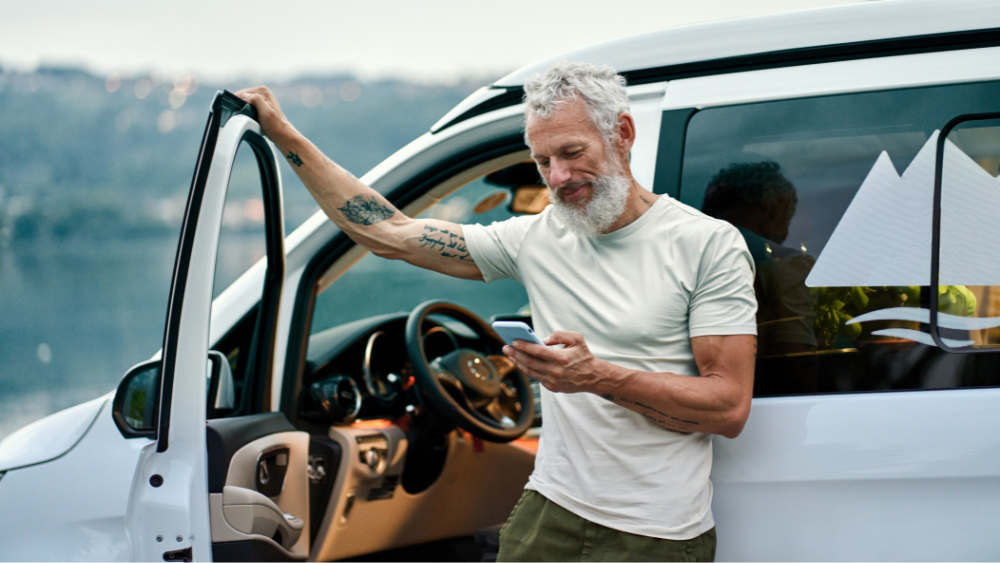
[680,81,1000,396]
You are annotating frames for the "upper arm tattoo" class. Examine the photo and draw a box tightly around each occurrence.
[338,195,395,225]
[418,224,474,262]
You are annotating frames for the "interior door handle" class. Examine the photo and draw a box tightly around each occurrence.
[221,486,303,549]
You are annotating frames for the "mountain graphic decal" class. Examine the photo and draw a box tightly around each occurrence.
[806,131,1000,347]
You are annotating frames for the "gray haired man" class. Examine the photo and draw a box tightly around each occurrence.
[238,61,757,562]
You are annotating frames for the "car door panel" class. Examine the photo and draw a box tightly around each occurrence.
[713,389,1000,560]
[206,414,311,560]
[664,51,1000,561]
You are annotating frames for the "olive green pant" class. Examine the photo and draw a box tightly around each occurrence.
[497,490,716,562]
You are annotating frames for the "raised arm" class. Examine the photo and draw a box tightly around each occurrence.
[236,86,483,281]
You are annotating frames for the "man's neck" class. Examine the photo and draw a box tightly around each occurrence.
[601,179,660,234]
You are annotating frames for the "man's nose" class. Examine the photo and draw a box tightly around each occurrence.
[548,158,573,188]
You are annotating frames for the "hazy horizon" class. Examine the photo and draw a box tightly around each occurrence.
[1,0,864,83]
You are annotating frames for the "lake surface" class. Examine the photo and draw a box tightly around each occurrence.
[0,232,266,439]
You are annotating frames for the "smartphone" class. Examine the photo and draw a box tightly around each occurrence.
[492,321,546,347]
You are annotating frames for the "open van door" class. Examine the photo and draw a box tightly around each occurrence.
[123,92,286,562]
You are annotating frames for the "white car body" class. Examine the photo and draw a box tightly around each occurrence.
[2,0,999,560]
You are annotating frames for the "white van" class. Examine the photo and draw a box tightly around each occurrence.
[1,0,999,560]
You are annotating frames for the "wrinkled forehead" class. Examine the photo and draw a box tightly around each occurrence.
[524,98,601,146]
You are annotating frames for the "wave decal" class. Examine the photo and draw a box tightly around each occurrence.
[871,328,974,348]
[848,307,1000,330]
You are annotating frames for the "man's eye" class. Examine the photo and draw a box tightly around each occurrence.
[538,160,550,168]
[566,151,582,158]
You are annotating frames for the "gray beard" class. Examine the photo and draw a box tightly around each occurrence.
[549,172,631,237]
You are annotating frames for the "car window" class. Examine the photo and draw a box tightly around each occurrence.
[210,141,270,412]
[213,142,268,299]
[675,80,1000,396]
[309,171,531,335]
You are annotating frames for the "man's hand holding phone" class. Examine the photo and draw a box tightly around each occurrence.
[492,322,616,396]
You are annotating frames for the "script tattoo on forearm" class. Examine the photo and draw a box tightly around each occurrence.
[338,195,395,225]
[285,151,303,167]
[419,224,473,262]
[615,396,699,431]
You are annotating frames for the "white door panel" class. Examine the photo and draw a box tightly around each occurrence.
[713,389,1000,560]
[627,82,666,191]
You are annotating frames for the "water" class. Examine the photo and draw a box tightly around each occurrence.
[0,233,264,439]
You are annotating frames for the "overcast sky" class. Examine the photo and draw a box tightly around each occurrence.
[1,0,864,83]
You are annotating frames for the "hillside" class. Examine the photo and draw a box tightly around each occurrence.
[0,66,483,241]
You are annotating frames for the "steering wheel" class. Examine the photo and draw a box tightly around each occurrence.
[405,300,534,442]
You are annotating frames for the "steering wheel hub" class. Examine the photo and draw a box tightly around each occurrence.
[435,349,501,398]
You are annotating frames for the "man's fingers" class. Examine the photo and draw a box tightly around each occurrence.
[545,330,583,346]
[510,339,565,363]
[504,345,554,376]
[510,348,543,372]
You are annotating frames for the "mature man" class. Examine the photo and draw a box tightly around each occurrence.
[238,61,756,562]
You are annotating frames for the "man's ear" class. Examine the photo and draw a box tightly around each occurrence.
[616,113,637,156]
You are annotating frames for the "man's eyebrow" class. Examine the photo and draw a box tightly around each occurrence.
[532,142,588,160]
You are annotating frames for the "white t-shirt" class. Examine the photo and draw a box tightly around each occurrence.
[463,195,757,540]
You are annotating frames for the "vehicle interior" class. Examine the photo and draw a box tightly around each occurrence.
[203,147,549,562]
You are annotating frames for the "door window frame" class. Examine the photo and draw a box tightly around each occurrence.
[930,110,1000,353]
[156,92,286,450]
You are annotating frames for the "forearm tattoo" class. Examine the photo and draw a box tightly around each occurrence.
[610,394,700,432]
[338,195,395,225]
[419,224,473,262]
[285,151,303,167]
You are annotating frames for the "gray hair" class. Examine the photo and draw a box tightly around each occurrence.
[523,61,630,144]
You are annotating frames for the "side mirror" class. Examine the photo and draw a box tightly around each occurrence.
[112,360,161,439]
[207,350,236,416]
[112,351,237,438]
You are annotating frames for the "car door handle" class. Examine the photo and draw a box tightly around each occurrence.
[221,486,303,549]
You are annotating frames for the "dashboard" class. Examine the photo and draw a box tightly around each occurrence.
[301,312,505,424]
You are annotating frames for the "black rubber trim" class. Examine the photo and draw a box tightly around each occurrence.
[652,108,697,197]
[157,97,223,452]
[433,88,524,134]
[433,27,1000,134]
[930,111,1000,354]
[205,412,295,494]
[238,131,286,414]
[624,28,1000,86]
[279,132,529,423]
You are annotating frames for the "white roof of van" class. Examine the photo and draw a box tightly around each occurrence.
[494,0,1000,87]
